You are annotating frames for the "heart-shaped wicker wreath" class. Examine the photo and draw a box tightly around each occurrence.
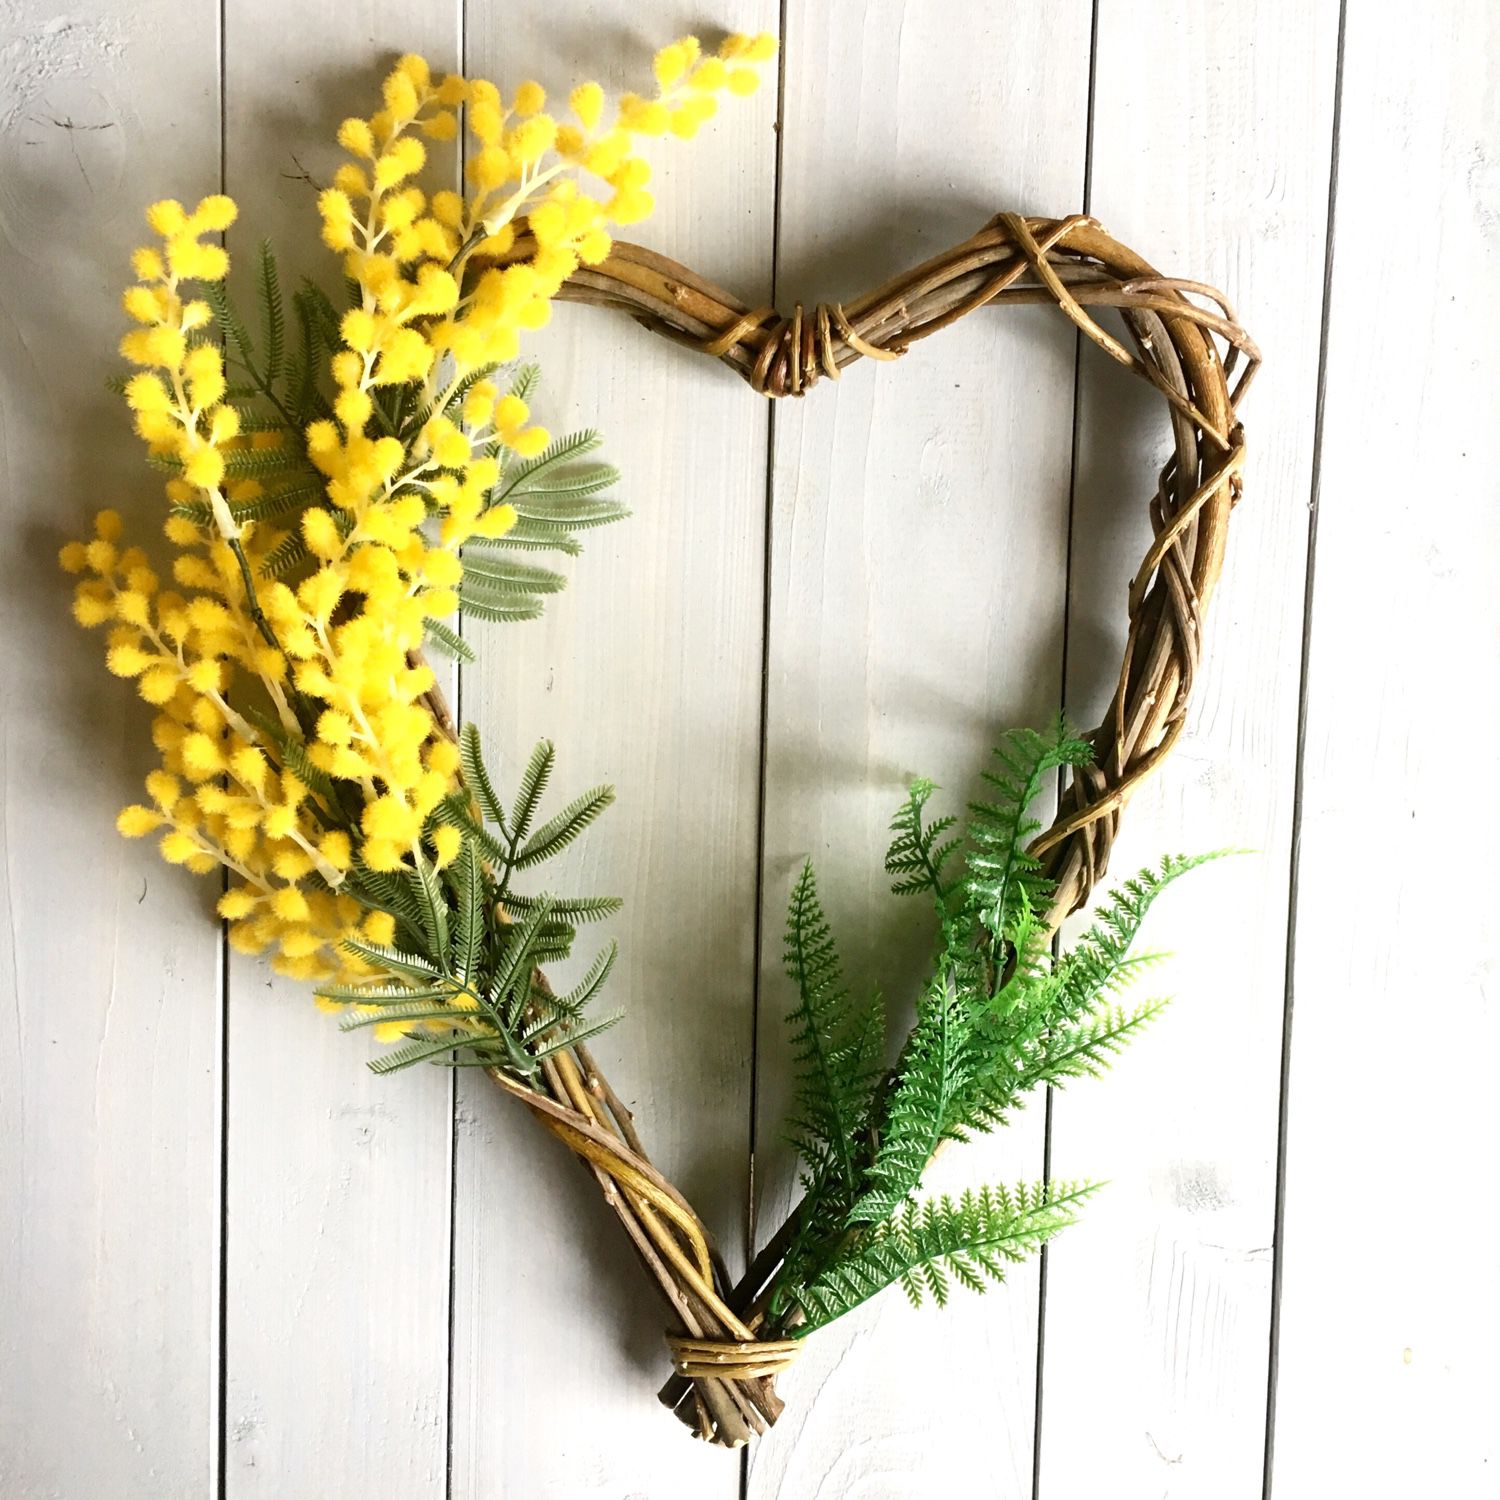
[433,209,1256,1445]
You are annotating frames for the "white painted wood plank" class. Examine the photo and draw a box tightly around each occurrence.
[452,7,777,1495]
[748,5,1092,1495]
[1273,5,1500,1495]
[219,10,460,1496]
[1038,4,1340,1496]
[0,5,222,1496]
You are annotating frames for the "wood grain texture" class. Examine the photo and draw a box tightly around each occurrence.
[747,5,1092,1495]
[218,8,460,1496]
[452,6,777,1496]
[1038,4,1339,1497]
[0,6,223,1497]
[1271,3,1500,1495]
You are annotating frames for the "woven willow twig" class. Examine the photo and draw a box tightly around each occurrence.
[463,210,1257,1445]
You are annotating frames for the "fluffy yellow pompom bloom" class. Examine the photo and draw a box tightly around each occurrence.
[721,31,778,63]
[510,116,559,168]
[362,910,398,946]
[338,117,376,158]
[230,746,268,794]
[608,186,654,224]
[159,829,200,865]
[319,830,354,870]
[184,445,225,489]
[470,503,518,540]
[654,42,691,89]
[106,641,154,677]
[117,805,164,837]
[218,888,259,921]
[383,66,420,119]
[363,793,421,845]
[271,886,312,923]
[427,738,462,778]
[570,80,605,130]
[192,194,239,231]
[145,199,188,236]
[303,508,343,561]
[512,80,546,116]
[430,823,463,868]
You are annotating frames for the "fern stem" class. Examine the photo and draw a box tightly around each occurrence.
[222,349,297,431]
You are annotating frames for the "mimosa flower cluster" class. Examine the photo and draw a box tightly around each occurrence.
[61,36,773,1045]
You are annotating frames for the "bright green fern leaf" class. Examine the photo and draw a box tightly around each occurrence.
[794,1181,1098,1331]
[782,861,885,1196]
[964,720,1092,951]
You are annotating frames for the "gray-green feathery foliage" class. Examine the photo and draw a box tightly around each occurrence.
[766,720,1221,1335]
[192,245,628,639]
[324,723,622,1078]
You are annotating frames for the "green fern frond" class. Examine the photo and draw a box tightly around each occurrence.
[551,941,618,1015]
[507,462,623,500]
[317,981,455,1006]
[458,722,506,830]
[514,785,614,869]
[261,531,311,579]
[1030,999,1170,1085]
[461,555,568,595]
[338,937,440,982]
[338,1005,481,1032]
[508,362,541,403]
[852,947,978,1223]
[452,592,544,625]
[206,280,255,369]
[509,741,555,849]
[494,429,603,502]
[508,494,630,530]
[404,852,450,959]
[149,444,303,481]
[257,240,285,386]
[964,720,1093,950]
[296,278,344,349]
[527,1010,622,1062]
[794,1181,1097,1332]
[449,838,486,985]
[470,526,583,557]
[236,480,325,523]
[885,777,961,903]
[1050,852,1223,1025]
[366,1032,474,1075]
[288,288,319,420]
[487,898,556,1025]
[500,892,622,923]
[341,861,433,941]
[782,861,884,1195]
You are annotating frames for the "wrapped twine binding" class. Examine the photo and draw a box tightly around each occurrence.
[439,211,1258,1446]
